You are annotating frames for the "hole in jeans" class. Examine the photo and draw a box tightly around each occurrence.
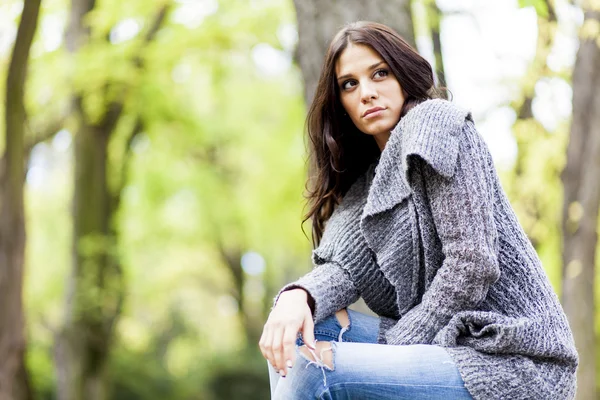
[299,341,334,370]
[335,309,350,328]
[335,309,350,342]
[298,341,336,387]
[296,309,348,387]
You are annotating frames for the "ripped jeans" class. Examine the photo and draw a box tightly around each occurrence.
[268,309,473,400]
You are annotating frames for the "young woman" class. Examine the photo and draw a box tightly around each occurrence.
[259,21,578,400]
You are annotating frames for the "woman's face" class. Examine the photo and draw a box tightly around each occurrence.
[335,43,405,150]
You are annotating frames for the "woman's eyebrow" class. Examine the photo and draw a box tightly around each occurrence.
[336,61,386,82]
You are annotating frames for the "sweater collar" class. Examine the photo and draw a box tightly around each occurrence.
[361,99,471,219]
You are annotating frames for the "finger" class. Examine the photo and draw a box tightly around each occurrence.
[262,325,277,370]
[302,311,316,350]
[258,326,270,361]
[280,325,298,375]
[271,325,286,374]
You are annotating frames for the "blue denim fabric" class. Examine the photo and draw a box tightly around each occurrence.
[268,309,473,400]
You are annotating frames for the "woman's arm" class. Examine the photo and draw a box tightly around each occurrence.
[386,119,501,345]
[275,261,360,323]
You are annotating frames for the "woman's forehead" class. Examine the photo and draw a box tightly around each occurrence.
[335,44,385,78]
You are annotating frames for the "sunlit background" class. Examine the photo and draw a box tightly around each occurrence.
[0,0,598,398]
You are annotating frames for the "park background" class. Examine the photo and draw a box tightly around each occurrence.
[1,0,599,399]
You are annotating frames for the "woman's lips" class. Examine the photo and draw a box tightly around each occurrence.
[363,108,385,119]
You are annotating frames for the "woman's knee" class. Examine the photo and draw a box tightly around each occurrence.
[273,344,333,399]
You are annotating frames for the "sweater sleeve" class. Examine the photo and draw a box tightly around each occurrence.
[385,119,501,345]
[274,261,360,324]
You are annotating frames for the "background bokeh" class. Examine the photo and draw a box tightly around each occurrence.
[1,0,599,399]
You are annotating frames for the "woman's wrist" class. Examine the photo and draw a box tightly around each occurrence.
[280,287,315,315]
[280,287,308,300]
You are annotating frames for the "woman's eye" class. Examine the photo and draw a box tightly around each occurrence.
[342,80,357,90]
[374,69,389,79]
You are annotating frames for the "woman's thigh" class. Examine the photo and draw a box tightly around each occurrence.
[271,310,472,399]
[274,342,472,400]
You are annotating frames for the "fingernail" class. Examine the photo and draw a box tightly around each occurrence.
[286,360,293,369]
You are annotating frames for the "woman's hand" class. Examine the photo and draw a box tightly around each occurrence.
[259,288,316,377]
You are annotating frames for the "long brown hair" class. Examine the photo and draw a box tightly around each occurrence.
[303,21,441,248]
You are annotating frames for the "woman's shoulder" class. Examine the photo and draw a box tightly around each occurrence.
[382,99,475,181]
[393,98,472,141]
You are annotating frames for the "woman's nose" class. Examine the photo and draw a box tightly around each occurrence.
[360,83,378,103]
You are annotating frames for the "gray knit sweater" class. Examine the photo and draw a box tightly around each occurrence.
[279,99,578,399]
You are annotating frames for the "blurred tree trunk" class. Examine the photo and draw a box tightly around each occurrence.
[0,0,41,398]
[424,0,446,91]
[54,2,117,398]
[217,244,263,346]
[292,0,415,105]
[561,4,600,400]
[54,1,169,398]
[54,123,122,400]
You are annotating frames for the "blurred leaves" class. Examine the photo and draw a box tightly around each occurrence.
[518,0,549,18]
[10,0,307,397]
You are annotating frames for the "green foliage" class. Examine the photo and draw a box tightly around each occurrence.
[13,0,309,396]
[500,116,569,291]
[517,0,549,18]
[205,350,271,400]
[107,344,270,400]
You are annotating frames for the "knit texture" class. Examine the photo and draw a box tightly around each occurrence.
[277,99,578,399]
